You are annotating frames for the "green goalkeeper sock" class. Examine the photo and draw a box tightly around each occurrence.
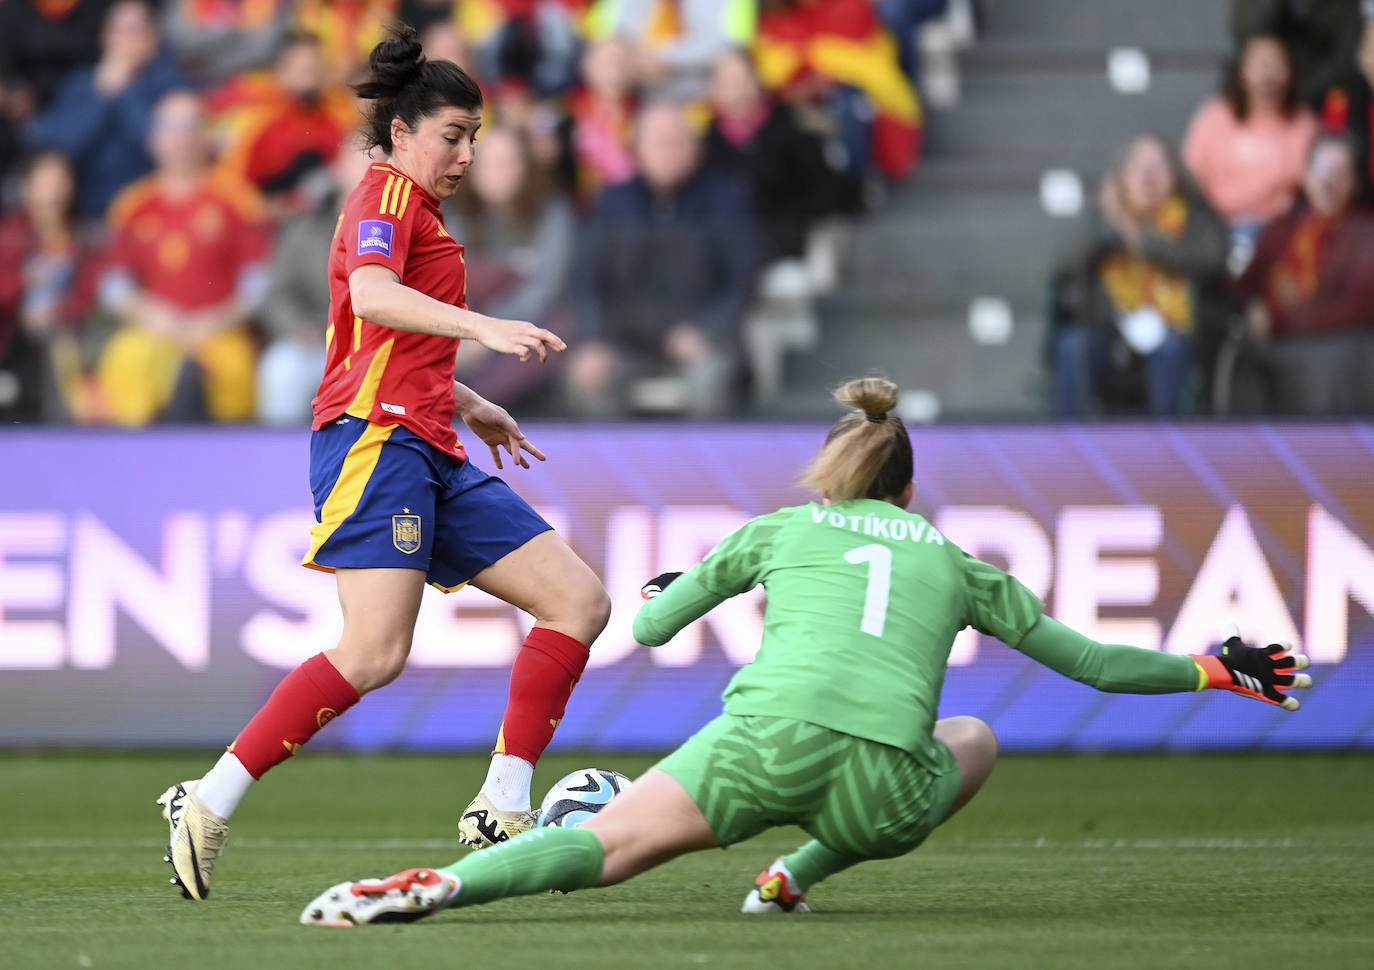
[439,827,604,908]
[782,839,863,892]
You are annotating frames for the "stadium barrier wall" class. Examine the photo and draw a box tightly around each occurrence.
[1,423,1371,751]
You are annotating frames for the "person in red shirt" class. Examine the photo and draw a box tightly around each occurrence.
[157,23,610,903]
[1236,133,1374,415]
[216,31,356,218]
[0,150,104,422]
[97,88,270,424]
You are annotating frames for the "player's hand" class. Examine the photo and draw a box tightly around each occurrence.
[1190,636,1312,711]
[457,392,546,470]
[471,315,566,364]
[641,572,683,600]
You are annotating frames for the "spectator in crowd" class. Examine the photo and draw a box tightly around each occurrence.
[585,0,756,99]
[1051,134,1230,417]
[444,126,577,412]
[567,100,761,416]
[874,0,949,88]
[0,0,115,122]
[1318,16,1374,195]
[292,0,398,85]
[96,90,270,425]
[256,143,372,426]
[0,152,105,423]
[1232,0,1365,105]
[417,17,473,70]
[399,0,460,31]
[162,0,294,84]
[704,47,857,264]
[1235,134,1374,415]
[1184,34,1319,236]
[216,31,354,218]
[463,0,583,98]
[755,0,923,184]
[558,36,640,203]
[24,0,189,220]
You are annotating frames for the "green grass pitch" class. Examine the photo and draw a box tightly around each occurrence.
[2,752,1370,970]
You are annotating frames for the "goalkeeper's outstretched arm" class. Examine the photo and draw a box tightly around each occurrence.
[1015,616,1313,710]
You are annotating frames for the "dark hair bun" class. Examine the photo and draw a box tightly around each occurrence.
[355,23,424,101]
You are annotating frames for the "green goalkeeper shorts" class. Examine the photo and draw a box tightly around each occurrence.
[654,714,961,859]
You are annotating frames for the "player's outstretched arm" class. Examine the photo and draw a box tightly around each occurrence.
[349,265,566,361]
[1014,616,1312,709]
[1190,636,1313,711]
[633,571,723,647]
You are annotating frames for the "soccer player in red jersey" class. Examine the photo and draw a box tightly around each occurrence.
[157,23,611,901]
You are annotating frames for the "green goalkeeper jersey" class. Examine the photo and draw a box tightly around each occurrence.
[634,498,1200,768]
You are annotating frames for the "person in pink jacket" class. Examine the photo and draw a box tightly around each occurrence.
[1184,34,1319,236]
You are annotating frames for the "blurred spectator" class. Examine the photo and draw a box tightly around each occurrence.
[1235,134,1374,415]
[256,144,373,426]
[444,126,576,411]
[463,1,583,97]
[400,0,460,31]
[755,0,923,183]
[704,47,857,263]
[162,0,293,84]
[874,0,948,87]
[0,0,115,121]
[1184,34,1319,236]
[1051,135,1230,417]
[567,100,761,416]
[96,91,270,425]
[216,31,354,218]
[0,152,105,422]
[24,0,190,220]
[1318,16,1374,194]
[585,0,756,98]
[1232,0,1365,105]
[558,37,640,202]
[418,18,473,70]
[292,0,398,86]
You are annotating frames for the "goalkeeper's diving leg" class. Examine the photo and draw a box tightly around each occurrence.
[301,769,719,926]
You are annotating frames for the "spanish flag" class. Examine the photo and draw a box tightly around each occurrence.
[755,0,923,180]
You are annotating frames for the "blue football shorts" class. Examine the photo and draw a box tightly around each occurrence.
[302,416,552,591]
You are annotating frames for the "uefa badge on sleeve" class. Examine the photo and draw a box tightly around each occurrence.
[358,219,394,258]
[392,513,422,554]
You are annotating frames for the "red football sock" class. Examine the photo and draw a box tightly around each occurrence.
[229,653,360,779]
[494,627,590,764]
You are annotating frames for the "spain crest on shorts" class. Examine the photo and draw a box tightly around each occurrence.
[392,514,422,554]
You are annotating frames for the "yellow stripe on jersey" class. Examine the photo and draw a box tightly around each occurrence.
[345,336,395,416]
[324,322,335,348]
[302,421,396,572]
[379,174,396,215]
[394,179,413,220]
[353,316,363,352]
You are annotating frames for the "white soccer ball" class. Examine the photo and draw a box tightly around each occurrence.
[537,768,633,828]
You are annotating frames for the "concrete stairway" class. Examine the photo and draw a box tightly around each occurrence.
[762,0,1230,418]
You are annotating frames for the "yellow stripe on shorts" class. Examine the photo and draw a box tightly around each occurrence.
[302,422,396,572]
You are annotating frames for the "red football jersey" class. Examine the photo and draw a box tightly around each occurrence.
[313,162,468,458]
[106,173,269,312]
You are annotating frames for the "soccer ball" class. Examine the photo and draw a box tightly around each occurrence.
[537,768,633,828]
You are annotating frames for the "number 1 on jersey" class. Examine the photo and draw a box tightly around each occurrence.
[844,543,893,637]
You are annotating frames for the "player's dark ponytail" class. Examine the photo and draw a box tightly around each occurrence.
[799,377,914,503]
[354,22,483,155]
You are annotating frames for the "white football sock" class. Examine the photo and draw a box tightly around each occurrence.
[194,751,255,820]
[480,754,534,812]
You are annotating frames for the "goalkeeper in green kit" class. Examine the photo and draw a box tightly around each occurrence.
[301,376,1313,927]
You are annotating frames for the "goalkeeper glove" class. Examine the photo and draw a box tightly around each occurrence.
[1191,637,1312,711]
[641,572,683,600]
